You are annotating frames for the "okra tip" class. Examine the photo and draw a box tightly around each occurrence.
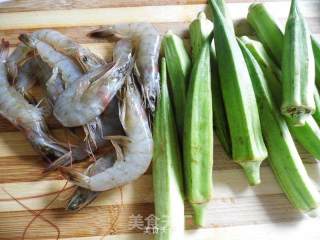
[164,29,174,37]
[239,161,262,186]
[248,2,264,12]
[305,207,320,218]
[197,11,207,19]
[192,202,208,227]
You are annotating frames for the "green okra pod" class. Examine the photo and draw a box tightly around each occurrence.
[241,36,320,160]
[239,39,320,214]
[189,12,213,61]
[210,40,232,157]
[281,0,315,125]
[248,2,320,91]
[247,3,284,66]
[247,2,316,125]
[312,37,320,89]
[209,0,268,185]
[184,41,213,227]
[189,11,231,156]
[163,31,191,140]
[153,57,185,239]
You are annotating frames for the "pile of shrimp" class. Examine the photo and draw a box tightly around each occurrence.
[0,23,160,211]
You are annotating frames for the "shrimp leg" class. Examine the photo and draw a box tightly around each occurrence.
[61,75,153,192]
[90,23,161,113]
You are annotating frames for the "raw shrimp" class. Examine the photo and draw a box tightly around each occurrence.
[0,40,68,162]
[19,33,83,87]
[66,98,124,210]
[16,35,108,165]
[61,75,153,191]
[90,23,161,112]
[53,39,133,127]
[7,29,104,79]
[66,153,116,211]
[31,29,105,71]
[48,97,124,170]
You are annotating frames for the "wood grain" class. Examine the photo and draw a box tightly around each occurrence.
[0,5,205,30]
[0,193,318,239]
[1,164,320,212]
[0,0,289,13]
[37,221,320,240]
[0,23,191,45]
[0,2,319,30]
[1,19,320,47]
[0,0,320,239]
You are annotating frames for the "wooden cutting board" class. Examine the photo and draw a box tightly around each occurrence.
[0,0,320,239]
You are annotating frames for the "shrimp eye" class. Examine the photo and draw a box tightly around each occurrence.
[82,56,88,62]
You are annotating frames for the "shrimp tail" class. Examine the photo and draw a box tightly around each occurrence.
[88,26,115,38]
[60,167,91,189]
[0,39,9,62]
[66,188,99,211]
[19,34,37,48]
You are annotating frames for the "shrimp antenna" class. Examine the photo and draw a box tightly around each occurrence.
[100,186,124,239]
[1,187,61,240]
[0,185,75,201]
[21,181,68,239]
